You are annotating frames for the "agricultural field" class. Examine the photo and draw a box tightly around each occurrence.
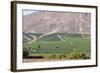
[23,33,91,62]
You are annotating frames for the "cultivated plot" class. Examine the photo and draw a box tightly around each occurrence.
[22,10,91,62]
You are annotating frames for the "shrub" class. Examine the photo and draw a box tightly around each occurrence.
[38,45,40,49]
[48,54,68,59]
[56,46,59,48]
[48,55,56,59]
[23,48,29,58]
[59,55,67,59]
[70,52,89,59]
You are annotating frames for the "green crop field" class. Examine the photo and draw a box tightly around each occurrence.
[23,33,91,60]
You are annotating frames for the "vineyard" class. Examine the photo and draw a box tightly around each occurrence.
[23,32,91,62]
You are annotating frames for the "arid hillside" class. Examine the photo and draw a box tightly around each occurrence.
[23,11,91,34]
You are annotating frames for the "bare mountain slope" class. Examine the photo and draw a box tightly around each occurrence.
[23,11,91,34]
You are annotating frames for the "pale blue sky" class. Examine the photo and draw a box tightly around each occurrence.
[23,10,38,16]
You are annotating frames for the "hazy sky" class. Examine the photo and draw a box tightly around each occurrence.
[23,10,38,16]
